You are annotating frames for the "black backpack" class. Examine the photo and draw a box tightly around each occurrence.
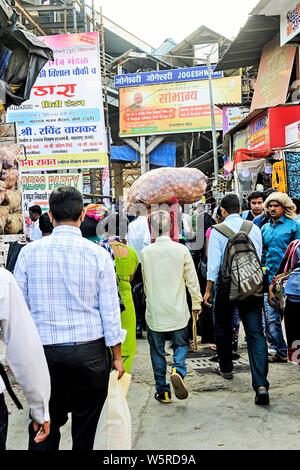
[214,220,263,302]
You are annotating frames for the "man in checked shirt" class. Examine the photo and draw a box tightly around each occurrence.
[14,187,126,451]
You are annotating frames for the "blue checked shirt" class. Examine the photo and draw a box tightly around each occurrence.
[14,225,126,346]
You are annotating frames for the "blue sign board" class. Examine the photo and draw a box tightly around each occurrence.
[114,66,223,88]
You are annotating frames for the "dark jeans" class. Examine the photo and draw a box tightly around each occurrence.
[132,264,146,331]
[28,338,109,451]
[214,289,269,392]
[147,326,189,395]
[284,300,300,348]
[0,393,8,450]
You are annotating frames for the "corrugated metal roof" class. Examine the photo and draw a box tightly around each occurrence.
[215,15,280,71]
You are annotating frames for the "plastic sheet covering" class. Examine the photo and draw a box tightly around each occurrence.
[0,0,53,108]
[111,143,176,167]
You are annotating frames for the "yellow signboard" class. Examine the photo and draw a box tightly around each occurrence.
[119,77,241,137]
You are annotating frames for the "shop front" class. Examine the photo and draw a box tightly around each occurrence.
[224,104,300,198]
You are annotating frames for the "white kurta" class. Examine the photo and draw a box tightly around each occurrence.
[141,236,202,332]
[0,268,50,424]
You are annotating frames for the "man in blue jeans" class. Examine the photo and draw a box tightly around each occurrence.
[262,192,300,362]
[204,194,269,405]
[141,210,202,404]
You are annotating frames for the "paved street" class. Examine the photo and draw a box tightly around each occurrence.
[3,334,300,450]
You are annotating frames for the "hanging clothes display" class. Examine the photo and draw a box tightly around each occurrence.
[285,151,300,198]
[272,160,287,193]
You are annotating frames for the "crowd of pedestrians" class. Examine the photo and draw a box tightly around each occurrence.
[1,186,300,450]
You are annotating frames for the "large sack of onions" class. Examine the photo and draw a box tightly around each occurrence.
[127,167,207,208]
[2,189,22,212]
[0,169,19,189]
[5,212,23,234]
[0,144,20,167]
[0,206,10,233]
[0,188,5,205]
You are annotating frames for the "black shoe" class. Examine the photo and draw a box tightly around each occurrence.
[231,352,240,360]
[212,363,233,380]
[209,353,240,362]
[209,354,219,362]
[255,386,269,405]
[154,390,172,404]
[136,328,143,339]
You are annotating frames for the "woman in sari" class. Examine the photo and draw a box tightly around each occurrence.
[80,206,139,373]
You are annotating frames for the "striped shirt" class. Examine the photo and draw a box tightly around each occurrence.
[14,225,126,346]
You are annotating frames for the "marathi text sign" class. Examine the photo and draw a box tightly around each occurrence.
[21,173,83,216]
[114,66,223,88]
[7,32,108,170]
[223,106,249,134]
[248,112,270,150]
[119,77,241,137]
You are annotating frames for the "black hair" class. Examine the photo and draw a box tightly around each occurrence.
[39,212,53,234]
[80,215,98,238]
[248,191,264,204]
[49,186,83,222]
[292,198,300,214]
[29,205,42,216]
[216,206,222,217]
[220,194,240,214]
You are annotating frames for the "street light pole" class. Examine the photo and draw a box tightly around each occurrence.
[207,55,219,178]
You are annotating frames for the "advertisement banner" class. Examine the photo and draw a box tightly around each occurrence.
[280,1,300,46]
[250,35,296,112]
[248,113,270,150]
[223,106,249,134]
[233,128,249,153]
[7,32,108,170]
[21,173,83,217]
[114,66,223,88]
[119,77,241,137]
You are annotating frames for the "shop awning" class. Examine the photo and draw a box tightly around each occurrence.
[215,15,280,71]
[234,148,274,166]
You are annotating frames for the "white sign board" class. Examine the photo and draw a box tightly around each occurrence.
[285,120,300,145]
[281,1,300,46]
[21,173,83,217]
[8,32,108,170]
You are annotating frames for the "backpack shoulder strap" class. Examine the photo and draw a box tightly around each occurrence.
[240,220,253,236]
[213,223,235,239]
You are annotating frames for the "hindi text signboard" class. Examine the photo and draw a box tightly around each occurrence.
[7,33,108,170]
[119,77,241,137]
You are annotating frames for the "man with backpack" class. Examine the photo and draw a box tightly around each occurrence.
[204,194,269,405]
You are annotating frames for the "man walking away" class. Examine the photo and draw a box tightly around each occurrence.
[14,187,126,450]
[0,268,50,450]
[204,194,269,405]
[141,210,202,404]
